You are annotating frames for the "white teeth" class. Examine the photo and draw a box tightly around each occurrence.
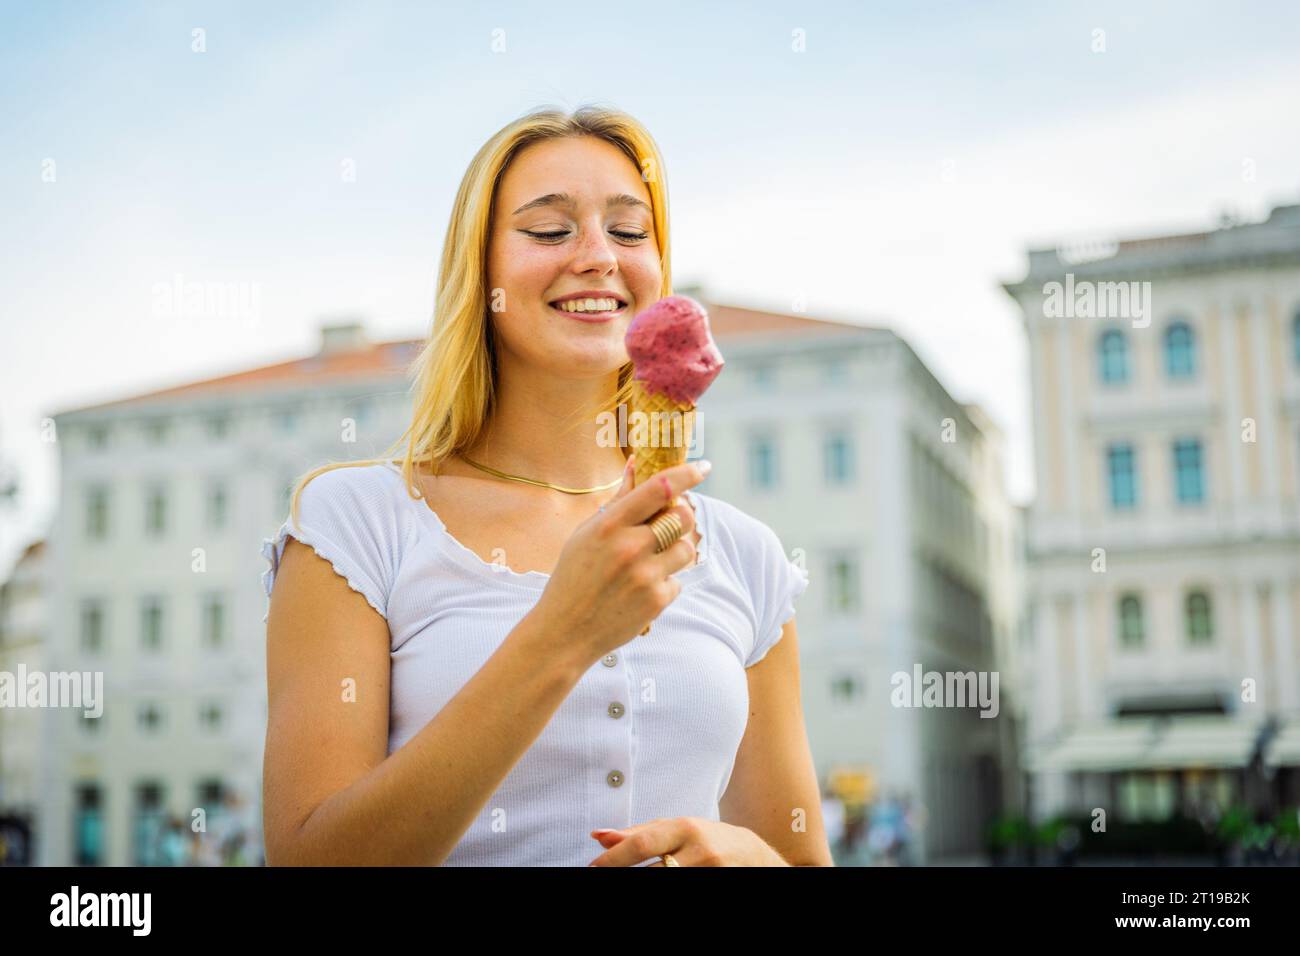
[555,297,621,313]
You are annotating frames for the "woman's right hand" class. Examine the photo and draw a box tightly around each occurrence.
[531,457,711,662]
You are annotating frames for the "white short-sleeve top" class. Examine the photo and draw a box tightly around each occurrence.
[260,460,808,866]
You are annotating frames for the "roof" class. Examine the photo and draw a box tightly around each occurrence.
[54,338,424,417]
[53,301,882,418]
[1002,201,1300,293]
[701,300,883,340]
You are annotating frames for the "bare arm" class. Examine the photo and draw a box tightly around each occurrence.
[262,537,592,866]
[719,617,835,866]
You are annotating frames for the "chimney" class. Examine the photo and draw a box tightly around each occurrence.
[319,319,368,355]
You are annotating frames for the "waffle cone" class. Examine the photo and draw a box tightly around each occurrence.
[628,379,696,508]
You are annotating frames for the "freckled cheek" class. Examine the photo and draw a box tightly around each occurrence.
[622,251,663,302]
[495,242,563,305]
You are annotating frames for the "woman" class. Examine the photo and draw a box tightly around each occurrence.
[261,105,830,867]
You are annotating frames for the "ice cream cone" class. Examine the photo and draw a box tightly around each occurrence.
[628,378,695,508]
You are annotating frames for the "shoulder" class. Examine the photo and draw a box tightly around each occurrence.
[690,490,787,563]
[264,462,412,622]
[291,461,412,546]
[690,491,809,667]
[297,460,405,501]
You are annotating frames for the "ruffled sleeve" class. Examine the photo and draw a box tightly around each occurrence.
[260,465,403,623]
[745,523,810,668]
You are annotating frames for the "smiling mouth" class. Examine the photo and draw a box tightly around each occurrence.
[547,296,628,321]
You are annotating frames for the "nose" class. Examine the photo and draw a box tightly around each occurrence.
[568,216,619,275]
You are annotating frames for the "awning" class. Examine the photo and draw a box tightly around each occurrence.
[1142,715,1259,770]
[1026,719,1162,773]
[1265,719,1300,767]
[1028,716,1264,773]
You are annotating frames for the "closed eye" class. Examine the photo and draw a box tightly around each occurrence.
[523,229,648,243]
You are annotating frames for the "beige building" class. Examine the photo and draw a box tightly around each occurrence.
[1002,202,1300,825]
[0,538,49,863]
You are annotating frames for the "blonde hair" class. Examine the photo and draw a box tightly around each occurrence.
[287,104,673,527]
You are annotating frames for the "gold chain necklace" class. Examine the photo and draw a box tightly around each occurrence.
[458,453,625,495]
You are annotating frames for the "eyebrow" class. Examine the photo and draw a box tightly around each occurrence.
[511,192,651,215]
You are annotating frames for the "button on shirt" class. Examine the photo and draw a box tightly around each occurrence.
[261,461,809,866]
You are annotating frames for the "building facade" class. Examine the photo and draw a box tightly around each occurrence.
[1003,203,1300,826]
[693,295,1023,862]
[39,322,418,865]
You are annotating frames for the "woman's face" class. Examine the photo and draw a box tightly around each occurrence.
[486,135,662,380]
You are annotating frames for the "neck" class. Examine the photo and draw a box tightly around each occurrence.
[464,363,627,490]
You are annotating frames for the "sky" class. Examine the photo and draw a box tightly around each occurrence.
[2,0,1299,575]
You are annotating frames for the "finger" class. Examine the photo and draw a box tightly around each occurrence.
[638,498,695,551]
[608,460,710,527]
[641,525,695,583]
[611,455,634,500]
[588,821,685,867]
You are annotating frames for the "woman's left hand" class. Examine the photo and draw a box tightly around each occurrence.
[587,817,790,867]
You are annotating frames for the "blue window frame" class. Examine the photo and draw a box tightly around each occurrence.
[824,431,854,484]
[748,435,777,489]
[1107,443,1137,508]
[1186,591,1213,644]
[1099,329,1129,383]
[1118,594,1144,648]
[1164,321,1196,378]
[1173,439,1204,504]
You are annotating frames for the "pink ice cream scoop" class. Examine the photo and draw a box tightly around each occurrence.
[624,295,725,404]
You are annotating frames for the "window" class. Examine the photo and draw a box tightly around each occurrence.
[1118,594,1144,648]
[199,701,223,733]
[274,407,299,434]
[85,485,109,539]
[80,599,105,653]
[137,702,163,733]
[1099,329,1129,383]
[828,553,859,613]
[202,594,225,650]
[1173,439,1205,504]
[144,484,167,536]
[1117,771,1177,822]
[86,424,109,450]
[1107,443,1138,509]
[824,430,855,484]
[751,364,776,389]
[748,434,778,490]
[347,398,373,426]
[206,481,228,531]
[196,779,228,846]
[831,674,863,704]
[140,596,164,652]
[196,779,225,807]
[74,785,104,866]
[132,782,165,866]
[204,414,231,439]
[142,418,170,444]
[1186,591,1213,644]
[1164,321,1196,378]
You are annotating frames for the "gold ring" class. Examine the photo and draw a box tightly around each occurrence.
[648,511,684,553]
[661,853,679,866]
